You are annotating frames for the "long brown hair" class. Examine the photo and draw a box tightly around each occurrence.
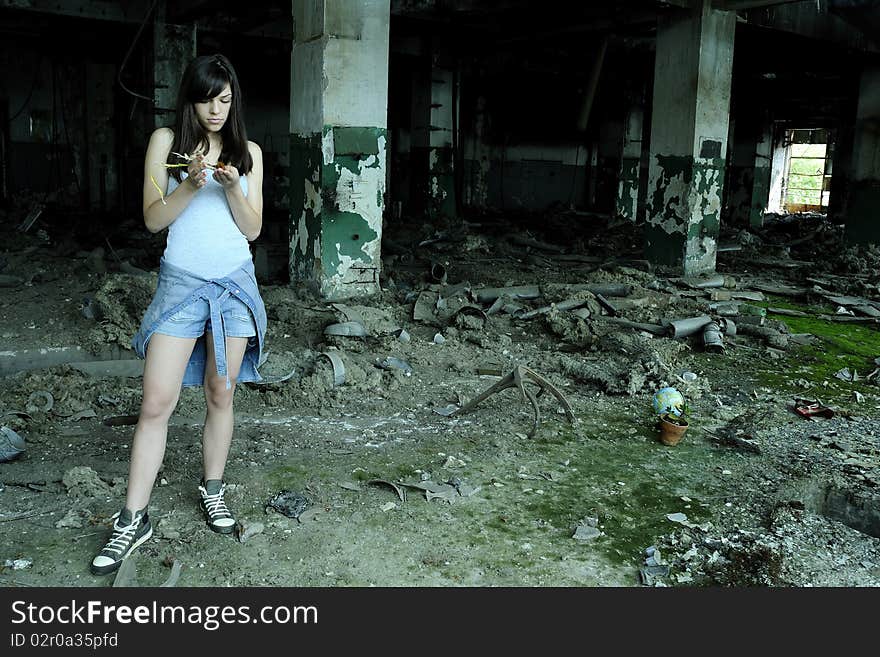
[167,54,253,181]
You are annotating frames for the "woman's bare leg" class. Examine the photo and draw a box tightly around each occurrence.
[124,333,197,511]
[201,334,249,481]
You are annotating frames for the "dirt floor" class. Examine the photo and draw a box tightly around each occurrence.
[1,209,880,587]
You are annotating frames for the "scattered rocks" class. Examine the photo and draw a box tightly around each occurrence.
[62,466,113,498]
[235,520,265,543]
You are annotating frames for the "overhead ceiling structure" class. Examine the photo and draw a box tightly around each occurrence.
[2,0,879,48]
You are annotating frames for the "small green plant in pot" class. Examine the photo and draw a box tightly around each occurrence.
[658,401,689,446]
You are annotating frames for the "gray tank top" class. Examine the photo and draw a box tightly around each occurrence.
[163,172,251,279]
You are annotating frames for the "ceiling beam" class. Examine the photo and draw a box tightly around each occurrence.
[0,0,153,23]
[716,0,807,10]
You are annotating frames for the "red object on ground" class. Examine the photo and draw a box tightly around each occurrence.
[793,399,835,419]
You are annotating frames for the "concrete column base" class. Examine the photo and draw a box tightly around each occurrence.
[290,127,387,300]
[646,154,725,276]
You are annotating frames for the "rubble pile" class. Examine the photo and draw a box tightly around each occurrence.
[2,208,880,587]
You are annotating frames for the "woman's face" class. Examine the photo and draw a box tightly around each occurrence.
[194,83,232,132]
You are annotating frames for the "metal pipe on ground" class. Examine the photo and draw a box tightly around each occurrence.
[599,316,667,336]
[475,283,632,304]
[518,297,591,320]
[665,315,713,338]
[571,283,632,297]
[475,286,541,304]
[702,321,725,353]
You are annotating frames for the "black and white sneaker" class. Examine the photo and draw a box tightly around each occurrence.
[90,508,152,575]
[198,480,235,534]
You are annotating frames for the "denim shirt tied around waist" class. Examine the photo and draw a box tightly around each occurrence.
[133,257,267,389]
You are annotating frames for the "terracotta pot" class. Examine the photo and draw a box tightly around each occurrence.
[658,416,688,446]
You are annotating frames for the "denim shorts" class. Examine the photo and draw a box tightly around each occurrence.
[154,291,256,339]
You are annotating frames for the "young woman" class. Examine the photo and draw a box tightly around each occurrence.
[91,54,267,575]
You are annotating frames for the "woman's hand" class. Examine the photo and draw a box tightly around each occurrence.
[213,162,240,190]
[186,152,208,189]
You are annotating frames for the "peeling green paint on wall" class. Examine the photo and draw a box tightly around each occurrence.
[616,157,640,221]
[290,133,323,283]
[330,126,384,157]
[646,154,723,274]
[647,154,692,233]
[691,157,724,235]
[322,210,379,272]
[291,127,387,299]
[685,157,723,275]
[428,146,456,219]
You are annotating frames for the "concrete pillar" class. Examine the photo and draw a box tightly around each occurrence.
[153,6,196,129]
[290,0,390,300]
[412,53,456,219]
[616,106,644,221]
[464,93,490,209]
[767,129,787,214]
[845,65,880,244]
[644,1,736,275]
[749,121,772,227]
[728,115,772,228]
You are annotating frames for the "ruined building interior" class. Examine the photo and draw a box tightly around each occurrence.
[1,0,880,587]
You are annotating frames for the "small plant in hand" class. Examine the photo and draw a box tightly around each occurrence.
[149,152,226,204]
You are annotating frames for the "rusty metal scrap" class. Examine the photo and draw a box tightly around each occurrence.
[444,365,575,438]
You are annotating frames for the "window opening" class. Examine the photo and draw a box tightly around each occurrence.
[783,128,832,213]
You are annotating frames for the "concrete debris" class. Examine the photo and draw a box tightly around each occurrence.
[560,333,687,396]
[265,490,311,519]
[324,321,368,337]
[367,479,407,502]
[62,466,113,498]
[235,520,265,543]
[376,356,413,375]
[3,207,880,588]
[54,508,91,529]
[834,368,857,382]
[89,273,156,350]
[639,564,670,585]
[26,390,54,413]
[736,324,789,350]
[160,560,183,587]
[317,351,346,387]
[112,556,138,587]
[330,304,400,335]
[519,292,602,321]
[442,455,466,468]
